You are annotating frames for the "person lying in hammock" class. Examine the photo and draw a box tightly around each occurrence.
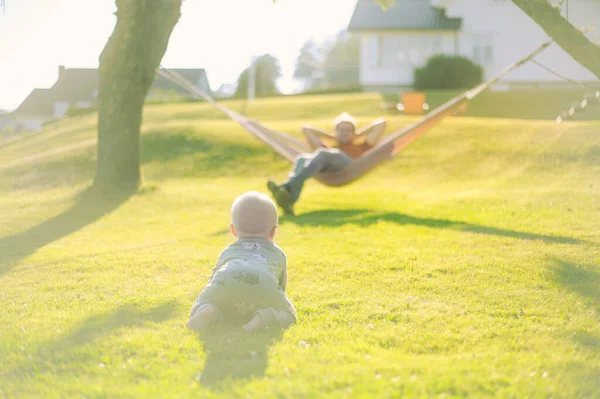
[267,112,385,215]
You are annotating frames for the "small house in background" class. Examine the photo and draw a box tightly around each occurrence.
[215,84,237,99]
[348,0,599,92]
[1,66,211,132]
[147,68,212,101]
[0,89,56,131]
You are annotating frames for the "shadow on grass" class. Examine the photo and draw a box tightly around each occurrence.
[18,229,232,270]
[572,331,600,352]
[280,209,583,244]
[0,186,134,276]
[3,152,96,192]
[552,259,600,352]
[552,258,600,308]
[196,327,285,388]
[2,129,279,191]
[3,301,178,382]
[61,301,178,346]
[141,130,273,171]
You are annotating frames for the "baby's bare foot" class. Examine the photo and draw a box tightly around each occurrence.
[186,306,216,331]
[242,313,262,333]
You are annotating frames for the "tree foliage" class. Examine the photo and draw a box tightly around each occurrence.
[293,31,360,92]
[293,40,324,90]
[322,32,360,88]
[235,54,282,98]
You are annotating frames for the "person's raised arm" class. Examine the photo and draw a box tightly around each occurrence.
[353,118,387,146]
[302,125,338,150]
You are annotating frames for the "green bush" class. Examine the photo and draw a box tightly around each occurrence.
[414,55,483,90]
[66,107,97,117]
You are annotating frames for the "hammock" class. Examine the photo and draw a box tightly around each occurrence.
[158,41,552,187]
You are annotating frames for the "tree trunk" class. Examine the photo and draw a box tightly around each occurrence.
[512,0,600,80]
[94,0,181,191]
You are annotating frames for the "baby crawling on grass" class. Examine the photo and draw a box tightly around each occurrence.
[186,191,297,333]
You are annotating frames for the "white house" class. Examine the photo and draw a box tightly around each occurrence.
[348,0,600,91]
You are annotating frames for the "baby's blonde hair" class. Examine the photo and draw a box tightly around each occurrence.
[333,112,357,130]
[231,191,278,238]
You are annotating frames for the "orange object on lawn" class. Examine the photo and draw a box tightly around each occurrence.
[402,92,426,115]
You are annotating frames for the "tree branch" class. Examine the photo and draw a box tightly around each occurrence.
[512,0,600,80]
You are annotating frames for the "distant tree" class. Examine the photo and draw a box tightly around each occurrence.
[235,54,282,98]
[321,31,360,87]
[293,31,360,92]
[293,39,324,91]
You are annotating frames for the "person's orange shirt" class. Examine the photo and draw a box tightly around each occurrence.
[336,141,372,159]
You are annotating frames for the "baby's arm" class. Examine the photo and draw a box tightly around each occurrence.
[208,254,227,281]
[279,266,288,293]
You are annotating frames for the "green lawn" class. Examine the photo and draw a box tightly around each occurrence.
[1,94,599,398]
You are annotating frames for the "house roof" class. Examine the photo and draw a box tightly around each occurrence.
[11,66,211,119]
[14,89,56,118]
[348,0,462,31]
[12,68,98,118]
[49,68,212,100]
[51,68,98,103]
[152,69,211,94]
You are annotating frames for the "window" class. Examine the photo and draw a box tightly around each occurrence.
[473,45,481,63]
[394,35,408,66]
[472,35,493,65]
[432,35,442,53]
[369,35,381,67]
[484,45,493,64]
[377,34,443,68]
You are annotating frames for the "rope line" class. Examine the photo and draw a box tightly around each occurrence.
[531,59,599,89]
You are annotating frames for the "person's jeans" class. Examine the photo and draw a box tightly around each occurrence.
[284,148,352,203]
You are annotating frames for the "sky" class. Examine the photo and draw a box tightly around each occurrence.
[0,0,357,111]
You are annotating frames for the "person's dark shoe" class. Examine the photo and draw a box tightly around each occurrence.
[267,180,295,216]
[267,180,279,198]
[276,187,295,216]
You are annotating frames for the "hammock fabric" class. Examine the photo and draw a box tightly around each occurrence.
[158,41,552,187]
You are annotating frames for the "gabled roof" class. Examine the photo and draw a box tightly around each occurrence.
[215,83,236,99]
[12,68,98,118]
[152,69,211,94]
[51,68,98,103]
[11,66,211,119]
[348,0,462,31]
[14,89,55,118]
